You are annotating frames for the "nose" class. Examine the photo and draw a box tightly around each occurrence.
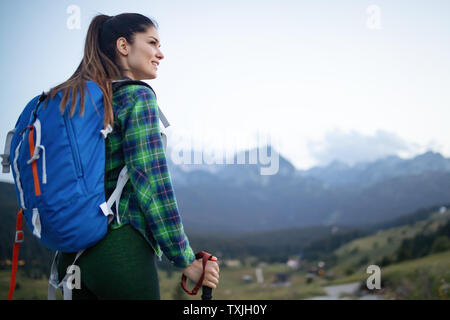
[156,48,164,61]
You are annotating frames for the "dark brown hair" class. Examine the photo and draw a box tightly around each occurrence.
[46,13,158,128]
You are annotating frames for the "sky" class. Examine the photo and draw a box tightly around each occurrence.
[1,0,449,180]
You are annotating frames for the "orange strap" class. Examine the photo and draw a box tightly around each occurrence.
[8,209,24,300]
[27,127,41,196]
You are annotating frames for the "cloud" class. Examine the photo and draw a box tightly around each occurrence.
[307,129,420,166]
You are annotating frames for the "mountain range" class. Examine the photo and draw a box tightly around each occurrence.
[165,148,450,234]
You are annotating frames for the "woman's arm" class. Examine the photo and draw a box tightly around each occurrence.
[119,85,195,268]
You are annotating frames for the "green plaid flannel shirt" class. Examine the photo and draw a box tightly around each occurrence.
[105,82,195,268]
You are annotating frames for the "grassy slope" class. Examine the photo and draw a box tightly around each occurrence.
[330,210,450,276]
[328,249,450,300]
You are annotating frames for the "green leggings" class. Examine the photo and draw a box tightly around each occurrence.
[57,224,160,300]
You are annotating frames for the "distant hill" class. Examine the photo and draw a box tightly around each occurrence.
[366,204,450,232]
[168,149,450,233]
[296,204,446,266]
[298,151,450,188]
[186,225,358,263]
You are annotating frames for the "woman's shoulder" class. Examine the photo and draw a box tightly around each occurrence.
[131,84,156,102]
[112,83,158,122]
[113,82,157,111]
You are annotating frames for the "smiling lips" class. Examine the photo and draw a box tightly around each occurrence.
[152,61,159,69]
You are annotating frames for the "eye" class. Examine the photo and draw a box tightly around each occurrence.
[149,41,161,49]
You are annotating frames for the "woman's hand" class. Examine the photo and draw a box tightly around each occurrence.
[182,257,220,289]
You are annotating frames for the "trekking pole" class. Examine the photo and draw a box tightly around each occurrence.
[181,251,217,300]
[201,284,213,300]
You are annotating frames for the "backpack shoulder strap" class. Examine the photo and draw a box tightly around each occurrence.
[112,79,155,96]
[112,80,170,128]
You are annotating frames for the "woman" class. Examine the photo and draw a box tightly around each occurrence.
[54,13,219,299]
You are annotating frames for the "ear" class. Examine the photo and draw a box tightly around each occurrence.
[116,37,129,56]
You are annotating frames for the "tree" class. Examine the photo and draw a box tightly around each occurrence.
[431,236,450,254]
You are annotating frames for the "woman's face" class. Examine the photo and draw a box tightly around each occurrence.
[116,26,164,80]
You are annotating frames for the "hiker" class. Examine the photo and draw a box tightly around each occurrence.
[51,13,220,299]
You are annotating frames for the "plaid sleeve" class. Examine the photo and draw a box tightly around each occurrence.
[119,85,195,268]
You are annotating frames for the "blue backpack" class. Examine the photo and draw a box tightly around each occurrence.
[1,79,170,299]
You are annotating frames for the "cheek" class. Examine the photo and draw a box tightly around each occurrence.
[130,47,153,68]
[140,44,154,58]
[141,51,155,70]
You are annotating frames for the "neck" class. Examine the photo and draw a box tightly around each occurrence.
[121,70,136,80]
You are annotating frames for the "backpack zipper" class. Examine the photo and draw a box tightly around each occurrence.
[63,114,83,178]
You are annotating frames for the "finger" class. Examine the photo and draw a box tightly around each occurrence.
[206,268,219,279]
[207,280,218,289]
[207,262,220,273]
[203,273,218,284]
[203,279,217,289]
[210,270,219,279]
[206,274,219,285]
[206,265,218,274]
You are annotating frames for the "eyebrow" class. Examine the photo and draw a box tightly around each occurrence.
[148,36,160,43]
